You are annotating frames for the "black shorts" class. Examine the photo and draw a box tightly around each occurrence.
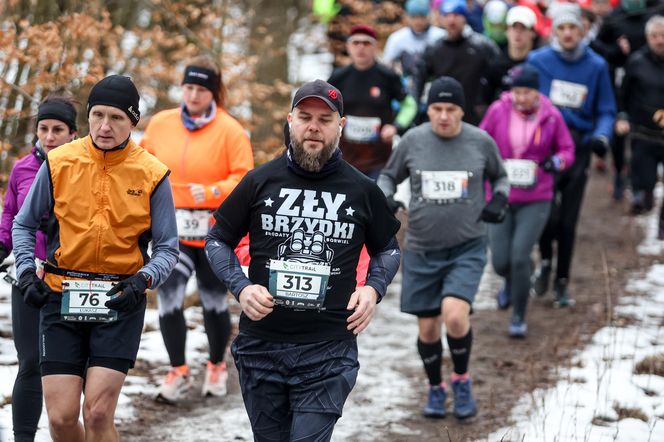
[231,333,359,432]
[39,292,146,376]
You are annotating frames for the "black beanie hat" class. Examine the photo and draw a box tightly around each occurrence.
[427,76,465,109]
[87,75,140,125]
[37,99,77,132]
[508,63,540,90]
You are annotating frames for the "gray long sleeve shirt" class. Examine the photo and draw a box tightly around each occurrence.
[378,122,509,251]
[13,163,179,287]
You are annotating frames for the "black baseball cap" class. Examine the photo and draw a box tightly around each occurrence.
[291,80,343,117]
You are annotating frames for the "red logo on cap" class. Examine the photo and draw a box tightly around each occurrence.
[328,89,337,100]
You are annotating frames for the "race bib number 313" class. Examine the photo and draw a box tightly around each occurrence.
[61,280,117,322]
[268,259,330,310]
[421,171,469,200]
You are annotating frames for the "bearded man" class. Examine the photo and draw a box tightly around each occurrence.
[204,80,401,441]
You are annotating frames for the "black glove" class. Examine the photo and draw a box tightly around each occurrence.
[104,272,150,312]
[386,196,405,215]
[541,155,562,173]
[0,244,9,264]
[479,193,508,223]
[586,137,608,158]
[18,270,51,309]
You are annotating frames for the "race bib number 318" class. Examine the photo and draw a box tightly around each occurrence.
[421,171,469,200]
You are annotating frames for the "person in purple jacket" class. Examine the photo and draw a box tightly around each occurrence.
[480,64,575,337]
[0,95,77,441]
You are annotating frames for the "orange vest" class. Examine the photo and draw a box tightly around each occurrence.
[44,136,169,291]
[140,107,253,247]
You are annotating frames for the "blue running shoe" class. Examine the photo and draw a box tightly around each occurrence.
[422,384,446,418]
[508,319,527,338]
[451,378,477,420]
[496,285,511,310]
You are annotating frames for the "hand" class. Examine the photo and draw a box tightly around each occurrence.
[189,184,206,203]
[617,35,630,56]
[104,272,149,312]
[586,137,608,158]
[346,286,379,335]
[19,270,51,309]
[238,284,274,321]
[479,192,508,223]
[0,244,9,264]
[653,109,664,128]
[541,155,562,173]
[615,119,631,136]
[380,124,397,144]
[386,196,405,214]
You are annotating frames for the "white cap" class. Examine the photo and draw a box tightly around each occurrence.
[506,6,537,29]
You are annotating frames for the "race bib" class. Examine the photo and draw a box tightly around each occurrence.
[268,259,331,310]
[549,80,587,109]
[61,280,117,322]
[344,115,381,143]
[175,209,210,240]
[504,159,537,187]
[421,171,469,200]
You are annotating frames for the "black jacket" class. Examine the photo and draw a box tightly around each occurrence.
[620,46,664,131]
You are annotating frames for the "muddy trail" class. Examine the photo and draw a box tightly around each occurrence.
[118,168,653,441]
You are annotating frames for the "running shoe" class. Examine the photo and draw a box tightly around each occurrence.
[496,284,511,310]
[553,278,576,308]
[451,376,477,420]
[532,261,551,297]
[508,319,527,338]
[156,365,192,404]
[202,361,228,397]
[422,383,447,418]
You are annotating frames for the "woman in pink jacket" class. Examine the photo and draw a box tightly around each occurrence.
[480,64,574,338]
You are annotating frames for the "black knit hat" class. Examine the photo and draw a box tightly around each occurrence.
[508,64,540,90]
[427,76,465,109]
[87,75,140,125]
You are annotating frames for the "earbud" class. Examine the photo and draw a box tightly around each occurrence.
[288,123,292,130]
[338,126,343,135]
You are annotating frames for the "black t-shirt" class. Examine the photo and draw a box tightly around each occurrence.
[213,155,400,342]
[328,63,407,173]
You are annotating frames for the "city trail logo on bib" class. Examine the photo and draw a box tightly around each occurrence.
[261,188,356,244]
[549,80,588,109]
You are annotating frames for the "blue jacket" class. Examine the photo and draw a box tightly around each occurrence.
[528,45,616,143]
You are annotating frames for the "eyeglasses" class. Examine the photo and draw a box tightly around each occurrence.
[348,39,375,47]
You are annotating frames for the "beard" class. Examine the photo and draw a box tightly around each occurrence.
[290,131,339,172]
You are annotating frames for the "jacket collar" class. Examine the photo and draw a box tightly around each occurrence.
[85,135,133,166]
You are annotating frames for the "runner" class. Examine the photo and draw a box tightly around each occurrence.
[378,76,509,419]
[480,64,575,337]
[140,55,253,403]
[205,80,401,440]
[12,75,179,441]
[616,15,664,236]
[0,96,77,442]
[328,24,417,179]
[529,3,616,306]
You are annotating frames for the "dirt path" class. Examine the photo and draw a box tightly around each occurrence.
[118,168,652,441]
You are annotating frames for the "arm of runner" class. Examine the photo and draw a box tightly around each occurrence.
[140,177,179,288]
[363,237,401,303]
[0,165,19,253]
[205,223,253,300]
[12,163,51,279]
[238,284,274,321]
[346,285,379,335]
[377,134,412,198]
[484,138,510,198]
[591,63,617,142]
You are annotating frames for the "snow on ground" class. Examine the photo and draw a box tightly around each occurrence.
[482,207,664,442]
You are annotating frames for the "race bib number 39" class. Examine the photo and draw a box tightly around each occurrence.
[268,259,331,310]
[61,280,117,322]
[344,115,381,143]
[549,80,588,109]
[421,171,469,200]
[504,159,537,187]
[176,209,210,240]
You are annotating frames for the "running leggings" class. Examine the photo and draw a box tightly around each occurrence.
[490,201,551,321]
[538,146,591,281]
[11,284,42,441]
[157,243,231,366]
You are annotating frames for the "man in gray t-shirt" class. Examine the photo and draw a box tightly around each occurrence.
[378,76,509,420]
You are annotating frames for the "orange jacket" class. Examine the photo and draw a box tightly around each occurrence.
[140,107,254,247]
[45,136,169,291]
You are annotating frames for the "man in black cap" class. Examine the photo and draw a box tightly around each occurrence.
[378,76,509,420]
[205,79,401,440]
[12,74,179,441]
